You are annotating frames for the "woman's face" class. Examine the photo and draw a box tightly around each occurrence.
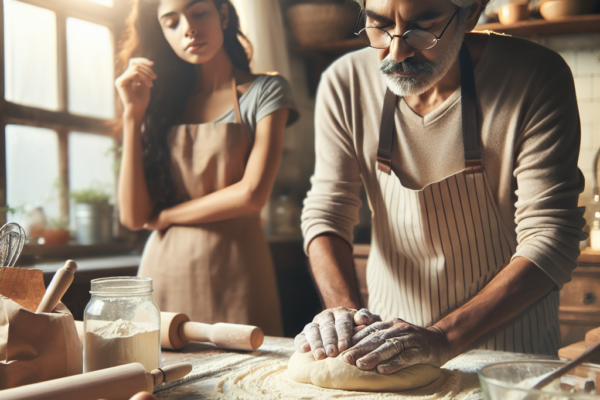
[157,0,228,64]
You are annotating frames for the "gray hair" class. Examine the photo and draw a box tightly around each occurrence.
[353,0,491,11]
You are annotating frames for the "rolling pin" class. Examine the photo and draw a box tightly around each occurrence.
[74,313,264,351]
[161,312,264,350]
[0,362,192,400]
[36,259,77,313]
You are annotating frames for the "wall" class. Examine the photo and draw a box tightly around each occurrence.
[539,33,600,205]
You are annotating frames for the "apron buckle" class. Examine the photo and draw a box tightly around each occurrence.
[377,156,392,174]
[465,159,483,174]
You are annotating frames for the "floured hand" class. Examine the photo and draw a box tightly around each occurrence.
[341,318,451,374]
[294,307,381,361]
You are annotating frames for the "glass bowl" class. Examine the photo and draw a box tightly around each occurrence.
[478,361,600,400]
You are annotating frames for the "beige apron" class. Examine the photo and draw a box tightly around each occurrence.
[368,44,561,355]
[139,79,283,336]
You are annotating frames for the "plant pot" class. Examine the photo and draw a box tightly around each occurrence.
[42,228,70,245]
[498,2,531,25]
[74,202,113,245]
[287,3,360,46]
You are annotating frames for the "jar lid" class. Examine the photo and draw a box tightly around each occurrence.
[90,277,153,295]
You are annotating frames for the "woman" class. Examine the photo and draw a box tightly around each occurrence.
[116,0,297,336]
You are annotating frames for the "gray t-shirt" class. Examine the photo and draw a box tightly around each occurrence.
[214,74,299,141]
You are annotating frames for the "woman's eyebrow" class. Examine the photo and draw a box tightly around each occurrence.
[159,0,206,19]
[185,0,207,9]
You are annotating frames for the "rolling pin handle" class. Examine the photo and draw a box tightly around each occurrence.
[36,260,77,314]
[151,363,193,387]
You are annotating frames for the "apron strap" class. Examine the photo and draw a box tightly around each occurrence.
[231,77,242,125]
[377,88,397,174]
[376,42,483,176]
[459,42,482,174]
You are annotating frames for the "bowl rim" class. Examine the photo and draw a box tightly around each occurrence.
[477,360,600,398]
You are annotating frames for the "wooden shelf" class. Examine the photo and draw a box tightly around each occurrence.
[476,14,600,37]
[579,247,600,266]
[293,14,600,56]
[294,38,365,57]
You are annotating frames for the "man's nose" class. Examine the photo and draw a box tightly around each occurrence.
[387,34,415,63]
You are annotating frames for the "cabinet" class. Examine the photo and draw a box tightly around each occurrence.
[353,244,600,347]
[559,248,600,346]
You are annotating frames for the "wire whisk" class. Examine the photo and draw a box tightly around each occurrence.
[0,222,26,283]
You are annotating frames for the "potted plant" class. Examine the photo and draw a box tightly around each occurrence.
[42,216,71,245]
[286,0,361,46]
[71,185,113,245]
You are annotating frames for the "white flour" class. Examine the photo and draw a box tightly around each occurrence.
[84,319,159,373]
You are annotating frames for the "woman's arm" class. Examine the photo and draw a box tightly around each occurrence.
[145,107,290,230]
[116,58,157,230]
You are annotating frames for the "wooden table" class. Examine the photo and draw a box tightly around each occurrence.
[154,337,555,399]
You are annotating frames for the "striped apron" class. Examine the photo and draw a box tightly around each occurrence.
[367,43,561,355]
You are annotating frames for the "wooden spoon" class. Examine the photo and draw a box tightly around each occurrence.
[532,342,600,390]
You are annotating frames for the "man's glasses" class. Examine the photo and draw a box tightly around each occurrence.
[356,8,459,51]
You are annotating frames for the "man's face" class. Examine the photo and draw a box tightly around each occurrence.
[364,0,466,96]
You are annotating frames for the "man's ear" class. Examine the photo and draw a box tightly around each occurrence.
[220,3,230,30]
[463,0,484,32]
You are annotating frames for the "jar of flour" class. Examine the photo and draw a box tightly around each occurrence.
[83,277,160,373]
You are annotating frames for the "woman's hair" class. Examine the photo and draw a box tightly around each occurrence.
[117,0,251,214]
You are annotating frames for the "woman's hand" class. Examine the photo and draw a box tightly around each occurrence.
[115,57,157,122]
[341,318,452,374]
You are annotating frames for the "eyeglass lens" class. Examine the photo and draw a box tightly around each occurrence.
[358,28,437,50]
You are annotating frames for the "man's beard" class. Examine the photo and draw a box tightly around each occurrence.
[379,12,466,97]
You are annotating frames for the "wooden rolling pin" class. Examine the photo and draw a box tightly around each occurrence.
[161,312,264,350]
[36,260,77,313]
[0,362,192,400]
[74,313,264,351]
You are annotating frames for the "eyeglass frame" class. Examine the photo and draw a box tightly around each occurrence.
[355,8,460,50]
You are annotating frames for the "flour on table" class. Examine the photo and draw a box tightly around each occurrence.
[84,319,160,373]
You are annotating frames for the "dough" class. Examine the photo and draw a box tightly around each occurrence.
[287,351,441,392]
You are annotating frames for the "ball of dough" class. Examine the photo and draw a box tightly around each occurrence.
[287,351,441,392]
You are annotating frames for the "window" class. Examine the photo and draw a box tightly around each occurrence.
[1,0,128,237]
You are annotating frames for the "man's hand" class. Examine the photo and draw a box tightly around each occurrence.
[294,307,381,360]
[341,318,451,374]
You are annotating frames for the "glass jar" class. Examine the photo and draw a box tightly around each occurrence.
[83,277,160,373]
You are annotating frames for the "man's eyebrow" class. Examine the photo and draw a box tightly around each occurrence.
[160,0,206,19]
[364,9,394,24]
[364,9,445,24]
[406,11,445,22]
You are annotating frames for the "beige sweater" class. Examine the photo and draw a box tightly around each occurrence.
[301,33,587,290]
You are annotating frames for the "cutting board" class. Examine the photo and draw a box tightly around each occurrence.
[559,327,600,363]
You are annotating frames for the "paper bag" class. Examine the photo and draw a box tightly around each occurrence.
[0,293,83,389]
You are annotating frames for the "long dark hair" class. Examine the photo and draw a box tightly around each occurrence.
[117,0,251,214]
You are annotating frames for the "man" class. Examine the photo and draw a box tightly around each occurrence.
[297,0,587,375]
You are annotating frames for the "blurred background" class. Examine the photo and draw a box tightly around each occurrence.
[1,0,600,339]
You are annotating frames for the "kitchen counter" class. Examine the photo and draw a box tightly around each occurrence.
[30,239,321,337]
[154,337,555,399]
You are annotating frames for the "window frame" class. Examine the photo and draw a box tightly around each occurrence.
[0,0,129,227]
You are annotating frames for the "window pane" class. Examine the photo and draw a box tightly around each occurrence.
[68,132,115,197]
[6,125,60,228]
[88,0,113,6]
[67,18,114,119]
[3,0,59,110]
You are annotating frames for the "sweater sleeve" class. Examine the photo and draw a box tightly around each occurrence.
[301,68,363,252]
[512,59,588,289]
